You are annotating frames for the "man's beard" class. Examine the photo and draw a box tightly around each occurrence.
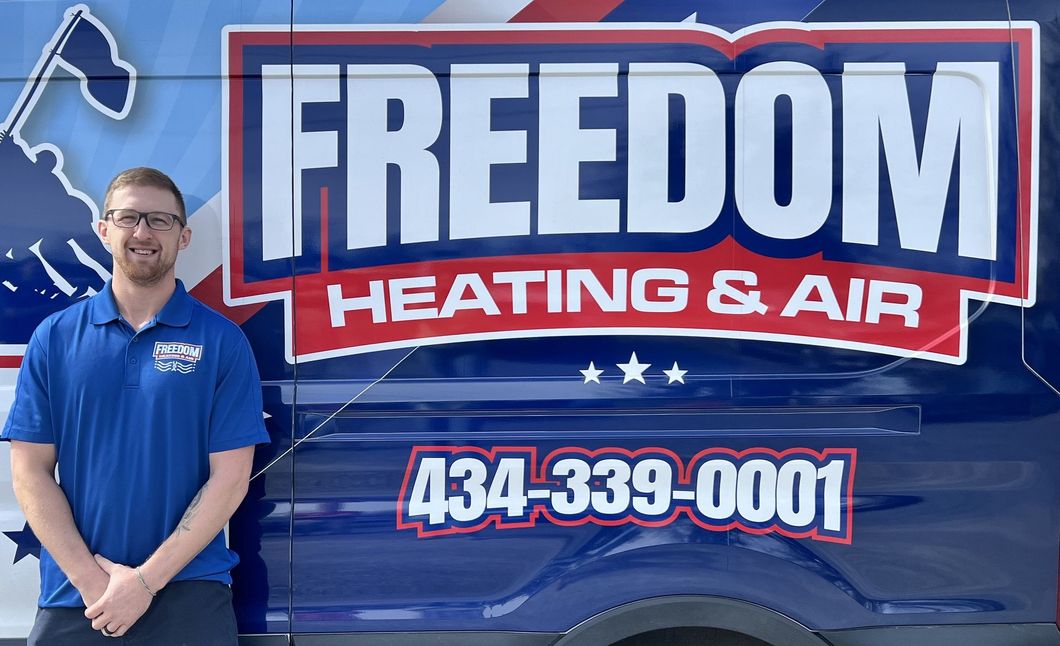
[114,247,175,287]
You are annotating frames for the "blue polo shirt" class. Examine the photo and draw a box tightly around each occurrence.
[1,280,269,608]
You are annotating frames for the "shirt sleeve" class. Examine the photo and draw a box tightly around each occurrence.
[208,327,270,453]
[1,329,55,444]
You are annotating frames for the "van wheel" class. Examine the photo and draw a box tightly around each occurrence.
[611,627,772,646]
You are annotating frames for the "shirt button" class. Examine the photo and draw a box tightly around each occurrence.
[130,358,138,364]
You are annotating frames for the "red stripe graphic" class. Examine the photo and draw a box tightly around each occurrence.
[189,267,262,326]
[510,0,623,22]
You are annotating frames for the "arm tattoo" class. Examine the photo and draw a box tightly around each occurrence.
[176,484,207,534]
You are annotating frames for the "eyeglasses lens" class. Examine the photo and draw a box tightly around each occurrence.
[109,209,179,231]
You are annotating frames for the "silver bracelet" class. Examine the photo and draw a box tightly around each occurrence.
[136,566,157,597]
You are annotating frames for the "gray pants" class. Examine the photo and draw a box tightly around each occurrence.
[27,580,238,646]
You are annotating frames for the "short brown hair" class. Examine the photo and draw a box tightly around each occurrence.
[103,167,187,224]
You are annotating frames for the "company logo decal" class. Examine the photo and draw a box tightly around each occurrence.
[224,22,1039,365]
[398,445,857,544]
[153,341,203,374]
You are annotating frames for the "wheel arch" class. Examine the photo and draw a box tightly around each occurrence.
[550,595,830,646]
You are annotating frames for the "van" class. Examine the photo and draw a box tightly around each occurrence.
[1,1,1057,644]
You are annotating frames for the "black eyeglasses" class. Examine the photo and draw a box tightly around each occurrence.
[105,209,185,231]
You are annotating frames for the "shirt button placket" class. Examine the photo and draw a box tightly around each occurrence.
[125,336,142,388]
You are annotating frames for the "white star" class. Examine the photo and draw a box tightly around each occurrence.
[617,352,651,384]
[663,361,688,385]
[580,361,604,384]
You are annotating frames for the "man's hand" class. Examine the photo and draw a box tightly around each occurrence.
[84,555,153,637]
[76,564,110,609]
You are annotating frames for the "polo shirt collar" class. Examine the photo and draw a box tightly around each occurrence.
[88,281,120,324]
[89,279,194,328]
[156,280,194,327]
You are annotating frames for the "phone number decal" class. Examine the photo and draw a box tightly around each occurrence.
[398,446,857,544]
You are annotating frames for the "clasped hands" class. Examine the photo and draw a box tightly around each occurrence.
[81,554,154,638]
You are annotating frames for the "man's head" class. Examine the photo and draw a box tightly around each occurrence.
[103,167,187,223]
[98,167,191,287]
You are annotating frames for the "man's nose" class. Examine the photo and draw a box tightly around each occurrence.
[131,218,155,237]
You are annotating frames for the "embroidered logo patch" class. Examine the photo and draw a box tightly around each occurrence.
[152,342,203,374]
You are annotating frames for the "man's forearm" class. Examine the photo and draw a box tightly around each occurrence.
[137,471,249,591]
[82,447,254,636]
[12,468,105,592]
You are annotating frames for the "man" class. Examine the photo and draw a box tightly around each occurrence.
[2,167,269,644]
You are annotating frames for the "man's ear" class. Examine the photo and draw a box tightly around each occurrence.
[96,218,110,246]
[179,225,192,250]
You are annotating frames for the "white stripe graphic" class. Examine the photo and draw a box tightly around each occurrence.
[176,192,224,289]
[422,0,533,23]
